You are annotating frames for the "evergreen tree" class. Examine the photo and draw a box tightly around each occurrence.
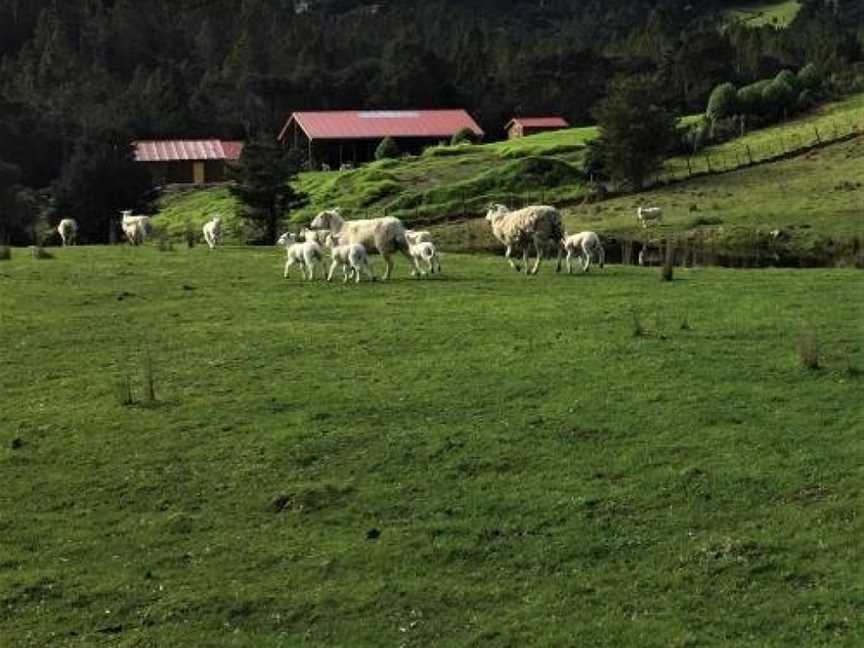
[228,139,306,244]
[593,75,679,191]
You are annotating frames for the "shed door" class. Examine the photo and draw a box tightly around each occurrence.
[193,162,205,184]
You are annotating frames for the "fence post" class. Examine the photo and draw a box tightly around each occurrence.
[686,157,693,176]
[746,144,753,164]
[705,154,712,173]
[813,126,821,144]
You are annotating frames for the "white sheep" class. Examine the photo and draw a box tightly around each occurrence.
[638,241,663,267]
[485,203,563,274]
[120,210,153,246]
[339,162,354,171]
[299,227,331,246]
[323,232,374,283]
[562,231,605,273]
[321,163,331,172]
[277,232,324,280]
[309,208,417,279]
[57,218,78,246]
[405,229,433,245]
[408,241,441,276]
[202,216,222,249]
[637,206,663,228]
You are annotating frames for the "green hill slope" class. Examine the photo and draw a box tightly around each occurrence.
[724,0,802,28]
[154,93,864,252]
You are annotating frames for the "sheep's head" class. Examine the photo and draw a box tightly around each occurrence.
[310,208,342,230]
[276,232,295,246]
[120,210,132,219]
[485,203,507,223]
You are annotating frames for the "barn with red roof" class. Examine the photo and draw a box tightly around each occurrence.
[278,110,484,168]
[133,139,244,185]
[505,117,570,140]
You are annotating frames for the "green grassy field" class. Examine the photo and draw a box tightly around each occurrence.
[2,247,862,646]
[724,0,802,28]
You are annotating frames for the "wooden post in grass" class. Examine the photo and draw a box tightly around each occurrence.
[705,154,712,172]
[746,145,754,164]
[686,157,693,176]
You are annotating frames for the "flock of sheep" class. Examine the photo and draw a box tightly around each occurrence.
[54,203,664,279]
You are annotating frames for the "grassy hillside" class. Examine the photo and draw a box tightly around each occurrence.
[154,92,864,252]
[2,247,862,646]
[724,0,802,28]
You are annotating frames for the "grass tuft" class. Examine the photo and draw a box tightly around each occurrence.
[631,310,646,337]
[796,334,821,370]
[30,245,53,260]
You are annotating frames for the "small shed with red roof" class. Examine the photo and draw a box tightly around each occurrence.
[278,110,484,168]
[505,117,570,140]
[133,140,244,185]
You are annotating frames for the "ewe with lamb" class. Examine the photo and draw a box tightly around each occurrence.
[485,203,563,274]
[309,208,416,279]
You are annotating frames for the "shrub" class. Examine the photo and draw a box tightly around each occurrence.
[762,78,797,119]
[775,69,801,93]
[30,245,53,260]
[737,79,772,115]
[0,245,10,260]
[707,82,739,122]
[798,63,822,91]
[375,137,400,160]
[450,128,478,146]
[797,89,818,111]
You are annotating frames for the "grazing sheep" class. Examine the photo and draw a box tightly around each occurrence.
[637,206,663,228]
[202,216,222,249]
[485,203,563,274]
[339,162,354,171]
[323,232,375,283]
[57,218,78,246]
[321,163,331,172]
[309,208,416,280]
[408,240,441,276]
[562,231,605,273]
[277,232,324,280]
[120,210,153,246]
[405,229,433,245]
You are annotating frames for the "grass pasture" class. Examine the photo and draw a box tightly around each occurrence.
[1,246,863,646]
[724,0,802,28]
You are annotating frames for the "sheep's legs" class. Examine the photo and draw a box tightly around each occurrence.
[522,248,530,274]
[598,246,605,269]
[530,240,542,275]
[566,248,573,274]
[505,246,521,272]
[382,254,394,280]
[326,260,340,282]
[582,245,591,273]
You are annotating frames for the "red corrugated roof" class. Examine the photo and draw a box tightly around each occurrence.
[279,110,484,141]
[133,140,244,162]
[506,117,570,129]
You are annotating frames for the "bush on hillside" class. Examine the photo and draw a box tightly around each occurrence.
[797,63,822,91]
[761,77,797,119]
[707,82,738,122]
[375,137,400,160]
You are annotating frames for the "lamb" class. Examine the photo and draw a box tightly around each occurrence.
[408,240,441,276]
[277,232,324,280]
[562,231,605,273]
[309,208,416,280]
[405,229,433,245]
[637,206,663,228]
[202,216,222,249]
[323,232,375,283]
[120,210,153,246]
[484,203,563,274]
[57,218,78,246]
